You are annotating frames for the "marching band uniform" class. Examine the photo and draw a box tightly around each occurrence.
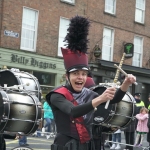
[47,84,126,150]
[46,16,136,150]
[0,135,5,150]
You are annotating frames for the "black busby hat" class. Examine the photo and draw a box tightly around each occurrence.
[61,15,90,72]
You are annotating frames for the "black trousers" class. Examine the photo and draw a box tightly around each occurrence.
[124,132,134,150]
[52,133,95,150]
[0,135,6,150]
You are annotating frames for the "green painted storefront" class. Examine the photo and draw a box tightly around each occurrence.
[0,48,66,98]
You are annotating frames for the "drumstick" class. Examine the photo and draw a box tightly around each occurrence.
[114,64,138,85]
[105,53,126,109]
[104,83,116,109]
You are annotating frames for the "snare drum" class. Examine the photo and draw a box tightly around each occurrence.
[0,69,41,101]
[91,85,135,130]
[0,90,42,134]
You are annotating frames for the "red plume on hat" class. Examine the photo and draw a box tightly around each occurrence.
[61,16,90,72]
[84,71,96,88]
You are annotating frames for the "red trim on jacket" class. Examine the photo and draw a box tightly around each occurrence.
[55,87,90,143]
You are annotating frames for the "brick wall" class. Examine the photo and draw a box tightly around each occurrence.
[0,0,150,67]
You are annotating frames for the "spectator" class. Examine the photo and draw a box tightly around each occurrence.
[134,107,149,147]
[134,93,145,115]
[110,129,121,149]
[148,94,150,111]
[42,101,54,139]
[147,109,150,150]
[15,133,29,146]
[134,93,145,145]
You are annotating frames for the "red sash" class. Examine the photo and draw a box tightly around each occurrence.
[55,87,90,143]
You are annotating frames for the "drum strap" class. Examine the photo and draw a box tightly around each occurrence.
[55,87,90,144]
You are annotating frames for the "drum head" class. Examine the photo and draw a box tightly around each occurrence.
[0,70,18,87]
[92,85,135,129]
[91,86,115,125]
[0,70,41,101]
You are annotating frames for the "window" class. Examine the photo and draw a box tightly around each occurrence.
[61,0,75,5]
[58,17,70,57]
[20,7,39,52]
[102,27,114,61]
[135,0,145,23]
[132,36,143,67]
[105,0,116,14]
[33,71,55,86]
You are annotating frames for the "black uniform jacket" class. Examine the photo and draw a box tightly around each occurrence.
[46,85,126,145]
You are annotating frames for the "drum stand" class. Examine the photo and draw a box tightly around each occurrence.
[105,140,150,150]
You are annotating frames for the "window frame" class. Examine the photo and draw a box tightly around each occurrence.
[104,0,116,15]
[132,35,143,67]
[102,27,114,61]
[135,0,146,24]
[58,17,70,57]
[20,6,39,52]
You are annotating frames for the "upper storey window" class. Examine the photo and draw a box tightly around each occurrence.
[135,0,145,24]
[105,0,116,15]
[102,27,114,61]
[20,7,39,52]
[58,17,70,57]
[132,36,143,67]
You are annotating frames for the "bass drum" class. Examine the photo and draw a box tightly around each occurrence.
[91,85,135,131]
[0,69,41,101]
[0,90,42,134]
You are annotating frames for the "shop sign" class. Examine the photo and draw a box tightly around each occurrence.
[124,43,134,58]
[4,30,19,38]
[11,54,56,69]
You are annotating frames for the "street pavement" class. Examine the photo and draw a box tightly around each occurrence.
[6,135,54,150]
[6,132,150,150]
[104,132,150,150]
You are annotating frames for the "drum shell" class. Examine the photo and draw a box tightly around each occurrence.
[0,90,41,134]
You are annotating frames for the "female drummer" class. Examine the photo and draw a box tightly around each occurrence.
[46,16,136,150]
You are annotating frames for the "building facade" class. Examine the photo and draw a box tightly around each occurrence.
[0,0,150,106]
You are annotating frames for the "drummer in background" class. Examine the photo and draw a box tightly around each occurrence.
[123,103,137,150]
[46,15,136,150]
[84,71,110,150]
[0,135,6,150]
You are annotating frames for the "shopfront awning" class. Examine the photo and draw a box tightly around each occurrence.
[98,60,150,76]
